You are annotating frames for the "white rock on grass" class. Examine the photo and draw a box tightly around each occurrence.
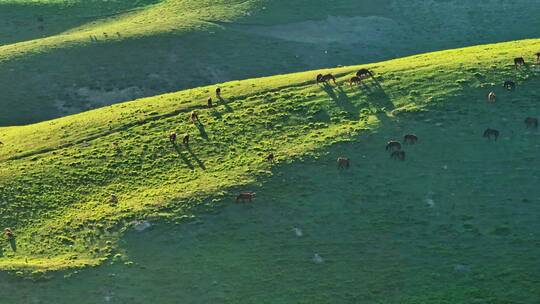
[312,253,324,264]
[132,220,152,232]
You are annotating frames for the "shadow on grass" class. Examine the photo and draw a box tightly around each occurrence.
[186,145,206,170]
[195,122,209,140]
[9,238,16,252]
[172,143,195,170]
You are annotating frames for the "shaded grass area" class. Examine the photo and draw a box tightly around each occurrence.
[1,92,539,303]
[0,38,538,271]
[2,0,540,124]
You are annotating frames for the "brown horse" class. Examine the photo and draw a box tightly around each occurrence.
[4,228,13,240]
[169,132,177,143]
[266,153,275,163]
[524,117,538,128]
[190,111,199,123]
[337,157,350,169]
[486,92,496,103]
[514,57,525,67]
[386,141,402,151]
[317,73,336,85]
[236,192,256,203]
[356,68,373,79]
[207,97,213,108]
[390,150,405,161]
[403,134,418,144]
[216,87,221,98]
[348,76,362,86]
[503,80,516,91]
[483,128,499,140]
[182,133,190,145]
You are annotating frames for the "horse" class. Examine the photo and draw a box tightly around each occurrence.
[4,228,13,240]
[169,132,177,143]
[486,92,496,103]
[337,157,350,169]
[316,73,336,85]
[266,153,275,163]
[190,111,199,123]
[536,52,540,62]
[216,87,221,98]
[236,192,256,203]
[403,134,418,144]
[524,117,538,128]
[348,76,362,86]
[386,140,402,151]
[390,150,405,161]
[503,80,516,91]
[207,97,213,108]
[182,133,190,145]
[356,68,373,79]
[514,57,525,67]
[483,128,499,140]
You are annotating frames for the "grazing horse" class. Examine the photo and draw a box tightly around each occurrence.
[207,97,213,108]
[483,128,499,140]
[182,133,190,145]
[390,150,406,161]
[337,157,350,169]
[4,228,13,239]
[190,111,199,123]
[356,68,373,79]
[514,57,525,67]
[266,153,275,163]
[386,140,402,151]
[486,92,496,103]
[236,192,256,203]
[316,73,336,85]
[169,132,177,143]
[216,87,221,98]
[403,134,418,144]
[524,117,538,128]
[503,80,516,90]
[348,76,362,86]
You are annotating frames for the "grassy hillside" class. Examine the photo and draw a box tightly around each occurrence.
[1,0,540,125]
[0,38,539,275]
[0,38,539,303]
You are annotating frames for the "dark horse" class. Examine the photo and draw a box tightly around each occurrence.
[337,157,350,169]
[236,192,256,203]
[390,150,405,161]
[316,73,337,85]
[536,52,540,62]
[356,68,374,79]
[386,140,402,151]
[403,134,418,144]
[348,76,362,86]
[483,128,499,140]
[503,80,516,90]
[524,117,538,128]
[514,57,525,68]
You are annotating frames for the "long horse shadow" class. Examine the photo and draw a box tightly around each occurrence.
[186,145,206,170]
[195,122,209,140]
[172,143,195,170]
[322,84,361,117]
[9,238,16,252]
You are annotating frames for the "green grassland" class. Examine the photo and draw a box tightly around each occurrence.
[0,38,539,303]
[0,35,539,275]
[1,0,540,125]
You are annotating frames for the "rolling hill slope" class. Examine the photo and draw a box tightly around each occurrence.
[0,38,539,274]
[1,0,540,125]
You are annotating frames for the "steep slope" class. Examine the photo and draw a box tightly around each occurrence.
[1,0,540,125]
[0,38,539,272]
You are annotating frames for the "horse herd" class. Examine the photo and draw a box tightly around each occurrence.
[236,53,540,203]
